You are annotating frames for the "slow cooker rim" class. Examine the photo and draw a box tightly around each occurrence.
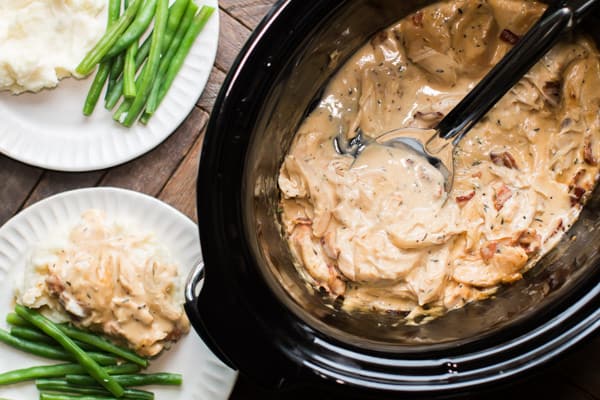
[291,282,600,391]
[235,0,600,355]
[196,0,600,391]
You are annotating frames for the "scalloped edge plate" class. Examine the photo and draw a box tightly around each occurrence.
[0,187,237,399]
[0,0,219,172]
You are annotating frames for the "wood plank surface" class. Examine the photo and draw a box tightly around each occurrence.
[0,158,42,225]
[98,106,208,195]
[159,127,206,221]
[215,10,252,71]
[196,67,226,112]
[0,1,598,400]
[220,0,274,29]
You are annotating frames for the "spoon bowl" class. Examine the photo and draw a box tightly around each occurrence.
[375,128,453,193]
[333,0,599,194]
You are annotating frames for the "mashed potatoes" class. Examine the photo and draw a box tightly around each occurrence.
[17,210,190,357]
[0,0,106,94]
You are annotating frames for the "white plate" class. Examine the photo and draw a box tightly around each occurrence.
[0,187,237,399]
[0,1,219,172]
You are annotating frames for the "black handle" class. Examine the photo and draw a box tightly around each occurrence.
[570,0,600,25]
[437,0,599,143]
[184,261,237,369]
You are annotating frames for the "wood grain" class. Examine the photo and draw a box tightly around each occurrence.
[23,171,105,208]
[99,107,208,196]
[0,157,42,225]
[220,0,275,30]
[158,122,206,222]
[215,10,252,72]
[197,67,226,112]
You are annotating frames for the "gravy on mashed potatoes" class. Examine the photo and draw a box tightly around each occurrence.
[278,0,600,322]
[18,210,189,357]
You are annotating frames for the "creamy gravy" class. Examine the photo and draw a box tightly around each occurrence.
[19,210,189,356]
[278,0,600,321]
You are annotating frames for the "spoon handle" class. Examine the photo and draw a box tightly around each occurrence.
[436,0,598,144]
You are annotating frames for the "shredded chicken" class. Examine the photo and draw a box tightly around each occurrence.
[18,210,190,356]
[278,0,600,321]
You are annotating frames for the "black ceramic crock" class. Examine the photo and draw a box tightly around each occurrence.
[186,0,600,396]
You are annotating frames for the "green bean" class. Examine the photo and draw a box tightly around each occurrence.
[0,363,127,385]
[10,326,55,345]
[135,37,152,67]
[113,98,133,122]
[82,0,121,115]
[83,64,111,115]
[66,373,182,387]
[123,39,138,98]
[7,312,29,327]
[0,363,86,386]
[121,0,169,126]
[0,362,139,386]
[104,42,148,110]
[160,5,215,98]
[143,6,215,122]
[76,0,143,76]
[107,55,124,97]
[10,326,100,352]
[14,306,124,397]
[103,363,141,375]
[106,0,125,98]
[140,1,199,122]
[55,324,147,368]
[104,0,190,110]
[40,394,120,400]
[36,380,154,400]
[107,0,122,24]
[104,0,158,60]
[20,318,138,367]
[163,0,191,47]
[0,328,117,365]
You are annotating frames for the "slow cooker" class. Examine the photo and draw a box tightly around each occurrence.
[185,0,600,396]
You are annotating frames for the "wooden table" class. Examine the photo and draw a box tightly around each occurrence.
[0,1,598,399]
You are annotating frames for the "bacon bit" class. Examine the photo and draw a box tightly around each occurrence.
[550,219,564,237]
[327,265,346,295]
[570,187,586,207]
[435,185,444,199]
[165,327,184,341]
[294,217,313,226]
[490,151,518,169]
[45,275,65,295]
[584,139,597,165]
[494,184,512,211]
[371,31,388,47]
[543,81,561,107]
[499,29,520,45]
[412,11,424,27]
[456,191,476,205]
[569,169,586,189]
[516,229,541,254]
[480,241,498,263]
[472,171,482,178]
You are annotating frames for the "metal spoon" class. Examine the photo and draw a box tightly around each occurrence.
[334,0,600,193]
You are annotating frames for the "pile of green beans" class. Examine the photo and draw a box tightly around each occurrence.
[78,0,215,126]
[0,307,183,399]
